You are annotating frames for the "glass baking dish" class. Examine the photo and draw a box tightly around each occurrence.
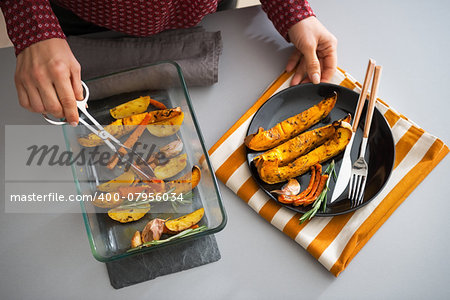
[62,61,226,262]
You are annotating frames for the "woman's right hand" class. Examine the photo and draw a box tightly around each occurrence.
[15,38,83,126]
[286,17,338,86]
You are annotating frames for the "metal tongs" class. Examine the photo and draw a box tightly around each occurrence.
[43,81,155,181]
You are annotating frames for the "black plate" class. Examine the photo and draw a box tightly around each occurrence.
[246,83,395,216]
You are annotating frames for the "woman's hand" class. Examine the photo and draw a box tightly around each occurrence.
[286,17,338,85]
[15,38,83,126]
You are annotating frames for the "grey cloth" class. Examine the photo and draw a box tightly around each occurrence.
[106,235,221,289]
[67,27,222,100]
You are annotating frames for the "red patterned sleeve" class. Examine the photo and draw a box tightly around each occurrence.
[260,0,315,41]
[0,0,66,56]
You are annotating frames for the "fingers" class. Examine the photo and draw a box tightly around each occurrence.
[291,60,307,86]
[321,66,335,82]
[288,17,338,85]
[17,64,79,125]
[301,57,325,84]
[302,44,321,84]
[286,50,307,86]
[24,83,47,114]
[14,39,83,125]
[318,46,338,82]
[15,82,32,111]
[71,62,83,101]
[39,83,65,119]
[291,73,302,86]
[52,62,82,126]
[289,39,338,85]
[29,67,65,119]
[285,51,301,73]
[15,71,44,113]
[54,73,79,126]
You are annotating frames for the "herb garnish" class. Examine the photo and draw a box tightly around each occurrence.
[299,160,336,224]
[127,225,208,252]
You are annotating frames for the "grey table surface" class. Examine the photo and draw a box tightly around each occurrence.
[1,1,449,299]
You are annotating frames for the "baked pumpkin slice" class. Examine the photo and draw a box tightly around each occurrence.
[110,96,151,119]
[257,121,352,184]
[78,108,182,147]
[253,114,351,168]
[165,165,201,194]
[245,93,337,151]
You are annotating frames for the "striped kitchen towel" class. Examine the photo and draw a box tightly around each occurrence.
[207,68,448,276]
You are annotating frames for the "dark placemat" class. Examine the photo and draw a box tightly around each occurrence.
[106,234,220,289]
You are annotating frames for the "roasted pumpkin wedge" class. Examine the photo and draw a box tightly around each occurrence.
[245,93,337,151]
[135,108,181,124]
[254,115,351,168]
[165,208,204,232]
[110,96,151,119]
[153,153,188,180]
[78,108,182,147]
[165,165,201,194]
[96,171,135,192]
[257,121,352,184]
[108,204,151,223]
[146,111,184,137]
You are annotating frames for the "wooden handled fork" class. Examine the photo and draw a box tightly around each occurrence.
[348,65,382,205]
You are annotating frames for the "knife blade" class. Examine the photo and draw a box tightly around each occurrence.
[330,134,354,202]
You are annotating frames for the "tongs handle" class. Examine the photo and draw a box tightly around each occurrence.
[42,82,122,145]
[43,81,90,126]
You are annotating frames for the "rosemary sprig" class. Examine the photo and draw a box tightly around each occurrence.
[182,190,194,199]
[299,160,336,224]
[127,225,208,252]
[170,190,194,212]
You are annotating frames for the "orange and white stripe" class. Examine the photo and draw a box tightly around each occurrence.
[208,68,449,276]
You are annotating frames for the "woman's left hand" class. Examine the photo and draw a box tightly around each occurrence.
[286,17,338,85]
